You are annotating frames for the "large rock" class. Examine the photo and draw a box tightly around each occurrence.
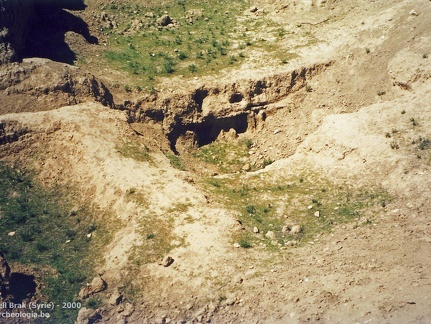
[78,276,107,299]
[290,225,302,234]
[157,15,172,26]
[76,307,102,324]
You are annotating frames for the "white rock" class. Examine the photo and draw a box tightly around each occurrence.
[307,205,313,209]
[253,227,259,233]
[7,232,15,237]
[314,211,320,217]
[159,255,174,267]
[242,163,251,172]
[265,231,276,239]
[290,225,302,234]
[234,243,241,248]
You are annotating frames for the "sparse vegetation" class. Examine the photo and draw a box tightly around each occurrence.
[100,0,256,90]
[192,140,251,173]
[86,297,102,309]
[413,136,431,150]
[377,91,386,96]
[203,172,389,249]
[390,141,400,150]
[0,164,108,322]
[166,153,186,170]
[116,142,151,162]
[239,239,252,248]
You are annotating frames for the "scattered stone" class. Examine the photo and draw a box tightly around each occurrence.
[65,240,71,243]
[109,291,123,306]
[250,6,258,13]
[91,276,107,293]
[87,233,92,238]
[227,128,237,139]
[242,163,251,172]
[122,303,135,317]
[159,256,174,267]
[409,10,419,16]
[234,243,241,248]
[157,15,172,26]
[265,231,276,240]
[76,308,101,324]
[274,129,281,134]
[253,226,259,233]
[308,205,313,209]
[290,225,302,234]
[282,226,290,233]
[7,231,15,236]
[314,211,320,217]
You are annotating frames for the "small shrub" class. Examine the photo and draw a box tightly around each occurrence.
[423,53,428,59]
[166,154,185,170]
[188,64,197,73]
[239,239,252,248]
[87,223,96,234]
[418,137,430,150]
[163,61,175,74]
[377,91,386,96]
[409,117,418,126]
[209,180,220,188]
[86,298,101,310]
[263,159,274,167]
[218,296,227,302]
[401,110,406,114]
[245,139,253,149]
[390,141,399,150]
[124,84,132,92]
[178,52,187,60]
[146,233,155,239]
[385,132,391,138]
[246,205,256,214]
[305,84,312,92]
[365,48,370,54]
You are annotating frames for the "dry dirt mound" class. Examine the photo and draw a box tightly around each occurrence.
[0,58,113,114]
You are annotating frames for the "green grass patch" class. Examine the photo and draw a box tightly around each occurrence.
[166,153,186,170]
[94,0,297,91]
[116,142,151,162]
[192,139,251,173]
[201,172,390,249]
[125,213,181,300]
[0,164,109,322]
